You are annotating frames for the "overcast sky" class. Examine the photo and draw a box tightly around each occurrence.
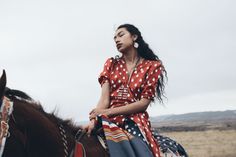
[0,0,235,122]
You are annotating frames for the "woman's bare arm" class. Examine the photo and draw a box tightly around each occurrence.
[90,82,110,115]
[107,98,151,117]
[90,98,151,119]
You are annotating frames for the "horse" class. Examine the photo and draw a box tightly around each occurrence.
[0,71,188,157]
[0,70,108,157]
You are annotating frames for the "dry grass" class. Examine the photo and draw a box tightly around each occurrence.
[162,130,236,157]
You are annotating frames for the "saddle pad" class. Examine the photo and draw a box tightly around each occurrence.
[74,142,86,157]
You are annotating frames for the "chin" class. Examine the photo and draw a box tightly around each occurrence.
[117,47,128,54]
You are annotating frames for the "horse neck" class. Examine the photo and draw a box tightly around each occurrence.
[53,119,79,155]
[12,100,71,157]
[12,99,107,157]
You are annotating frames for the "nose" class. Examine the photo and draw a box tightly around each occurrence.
[115,38,121,45]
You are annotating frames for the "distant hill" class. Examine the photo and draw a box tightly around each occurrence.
[150,110,236,132]
[151,110,236,122]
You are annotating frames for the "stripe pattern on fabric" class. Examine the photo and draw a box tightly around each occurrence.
[99,115,154,157]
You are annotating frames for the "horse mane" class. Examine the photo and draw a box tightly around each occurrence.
[4,87,81,134]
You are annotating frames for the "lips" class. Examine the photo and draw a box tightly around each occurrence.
[116,43,122,49]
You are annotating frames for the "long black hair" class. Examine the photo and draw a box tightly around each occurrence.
[117,24,167,103]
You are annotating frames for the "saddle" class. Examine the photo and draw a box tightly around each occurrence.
[71,128,108,157]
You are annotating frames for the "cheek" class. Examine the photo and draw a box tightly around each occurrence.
[122,37,133,46]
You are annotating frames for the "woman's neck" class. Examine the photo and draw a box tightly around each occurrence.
[122,48,139,64]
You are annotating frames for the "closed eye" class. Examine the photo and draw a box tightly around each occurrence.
[119,33,124,37]
[114,31,125,39]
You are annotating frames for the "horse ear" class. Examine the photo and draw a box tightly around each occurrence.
[0,70,7,98]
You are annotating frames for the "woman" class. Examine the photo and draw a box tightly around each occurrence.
[84,24,167,157]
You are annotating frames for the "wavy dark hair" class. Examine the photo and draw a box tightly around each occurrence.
[117,24,167,103]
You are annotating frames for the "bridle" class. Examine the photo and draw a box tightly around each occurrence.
[0,96,13,157]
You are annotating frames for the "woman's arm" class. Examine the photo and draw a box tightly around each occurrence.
[95,82,110,109]
[89,98,151,119]
[89,82,110,117]
[108,98,151,117]
[85,82,110,136]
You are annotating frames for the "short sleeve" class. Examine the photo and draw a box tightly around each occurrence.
[141,62,163,100]
[98,57,114,86]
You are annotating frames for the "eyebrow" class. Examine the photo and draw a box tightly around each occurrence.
[114,31,124,39]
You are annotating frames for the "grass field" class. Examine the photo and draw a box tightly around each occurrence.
[162,130,236,157]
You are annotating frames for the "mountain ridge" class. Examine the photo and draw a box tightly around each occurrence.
[150,110,236,132]
[150,109,236,123]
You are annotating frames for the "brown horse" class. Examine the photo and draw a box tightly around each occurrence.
[0,71,108,157]
[0,71,188,157]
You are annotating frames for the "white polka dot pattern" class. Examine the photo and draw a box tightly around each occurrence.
[98,57,162,102]
[98,57,163,157]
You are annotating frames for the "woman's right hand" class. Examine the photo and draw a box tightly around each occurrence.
[82,119,96,137]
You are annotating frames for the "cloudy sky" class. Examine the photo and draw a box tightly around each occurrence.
[0,0,235,122]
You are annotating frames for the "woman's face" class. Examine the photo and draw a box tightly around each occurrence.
[114,27,137,53]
